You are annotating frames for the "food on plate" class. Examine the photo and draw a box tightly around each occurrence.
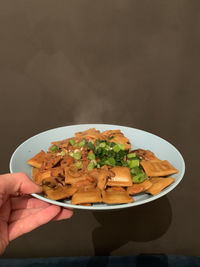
[27,128,178,205]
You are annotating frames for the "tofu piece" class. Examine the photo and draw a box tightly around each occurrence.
[27,150,46,168]
[102,190,134,204]
[32,167,40,182]
[102,130,131,150]
[43,184,77,200]
[140,160,178,177]
[107,167,133,187]
[41,153,62,170]
[127,179,152,195]
[75,128,102,141]
[106,187,125,192]
[65,167,89,184]
[71,188,102,205]
[146,177,175,195]
[34,170,52,185]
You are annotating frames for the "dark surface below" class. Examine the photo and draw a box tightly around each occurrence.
[0,0,199,258]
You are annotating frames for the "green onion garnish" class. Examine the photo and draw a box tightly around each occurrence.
[127,153,136,159]
[69,139,76,146]
[51,145,58,152]
[88,153,96,160]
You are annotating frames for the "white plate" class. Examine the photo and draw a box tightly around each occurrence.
[9,124,185,210]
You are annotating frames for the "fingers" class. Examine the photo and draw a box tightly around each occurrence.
[53,208,73,221]
[9,207,44,223]
[0,173,42,200]
[11,196,50,210]
[8,205,61,241]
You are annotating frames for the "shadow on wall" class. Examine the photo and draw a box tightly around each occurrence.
[91,196,172,256]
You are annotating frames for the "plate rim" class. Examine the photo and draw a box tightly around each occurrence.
[9,123,185,211]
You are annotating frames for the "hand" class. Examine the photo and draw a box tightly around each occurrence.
[0,173,73,254]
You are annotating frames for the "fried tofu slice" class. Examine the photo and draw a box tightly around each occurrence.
[102,190,134,204]
[140,160,178,177]
[107,167,133,187]
[65,167,91,184]
[43,184,77,201]
[27,150,46,168]
[106,186,125,192]
[102,130,131,150]
[32,167,40,181]
[146,177,175,195]
[75,128,102,141]
[41,153,62,170]
[127,179,152,195]
[71,188,102,205]
[34,170,52,185]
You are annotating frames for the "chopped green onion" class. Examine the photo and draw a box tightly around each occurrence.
[128,159,139,168]
[51,145,58,152]
[73,152,82,160]
[105,157,116,166]
[78,140,86,148]
[88,152,96,160]
[132,173,146,183]
[113,144,121,153]
[97,163,101,168]
[86,141,95,151]
[87,161,96,170]
[108,136,114,140]
[127,153,136,159]
[99,142,106,148]
[69,151,74,157]
[75,161,83,169]
[118,143,125,150]
[131,166,144,175]
[70,139,76,146]
[60,151,66,156]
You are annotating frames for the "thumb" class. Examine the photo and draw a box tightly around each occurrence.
[0,173,42,197]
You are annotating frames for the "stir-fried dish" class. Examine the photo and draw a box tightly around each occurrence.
[27,128,178,205]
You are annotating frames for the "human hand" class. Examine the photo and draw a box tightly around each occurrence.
[0,173,73,254]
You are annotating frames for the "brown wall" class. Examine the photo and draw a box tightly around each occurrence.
[0,0,199,258]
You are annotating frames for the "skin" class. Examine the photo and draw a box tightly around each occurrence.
[0,173,73,255]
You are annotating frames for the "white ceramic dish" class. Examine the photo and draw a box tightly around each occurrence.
[9,124,185,210]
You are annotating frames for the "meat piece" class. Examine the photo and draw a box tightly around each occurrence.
[43,184,77,201]
[102,190,134,204]
[107,167,133,187]
[133,149,160,161]
[97,166,110,190]
[60,156,74,167]
[146,177,175,195]
[71,188,102,205]
[42,177,58,188]
[51,167,65,178]
[65,167,90,184]
[140,160,179,177]
[27,150,46,168]
[127,179,152,195]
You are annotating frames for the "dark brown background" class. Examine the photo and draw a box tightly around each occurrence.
[0,0,199,258]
